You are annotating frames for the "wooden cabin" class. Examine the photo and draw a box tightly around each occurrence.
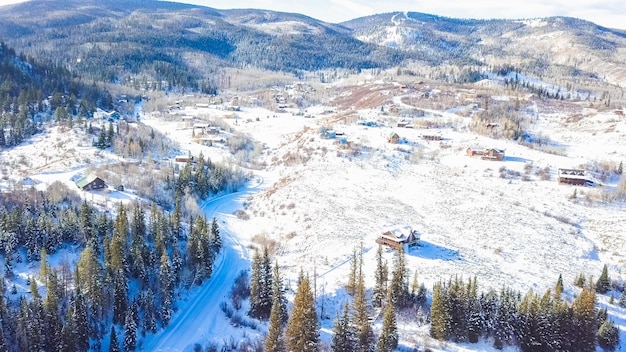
[466,147,505,161]
[387,132,400,144]
[558,168,592,186]
[376,226,420,251]
[75,174,106,191]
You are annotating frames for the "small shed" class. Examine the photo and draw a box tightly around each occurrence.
[376,226,420,251]
[75,174,106,191]
[387,132,400,144]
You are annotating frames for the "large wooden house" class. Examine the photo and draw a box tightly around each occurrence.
[376,226,420,251]
[75,174,106,191]
[466,147,505,161]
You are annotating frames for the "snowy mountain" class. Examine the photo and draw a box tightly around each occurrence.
[1,0,626,88]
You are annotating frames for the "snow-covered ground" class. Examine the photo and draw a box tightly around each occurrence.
[2,82,626,351]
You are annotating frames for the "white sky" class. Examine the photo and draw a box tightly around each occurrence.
[0,0,624,30]
[174,0,626,29]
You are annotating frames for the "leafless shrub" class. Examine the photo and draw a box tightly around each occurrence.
[524,162,533,174]
[535,166,551,181]
[234,209,250,220]
[615,177,626,200]
[251,233,280,255]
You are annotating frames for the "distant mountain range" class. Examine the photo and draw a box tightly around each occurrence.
[1,0,625,89]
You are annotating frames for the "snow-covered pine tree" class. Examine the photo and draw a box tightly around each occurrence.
[123,304,137,352]
[331,303,356,352]
[272,261,288,325]
[109,325,120,352]
[259,246,274,320]
[249,249,262,319]
[598,319,619,351]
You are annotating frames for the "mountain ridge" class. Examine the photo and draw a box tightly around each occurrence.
[0,0,624,90]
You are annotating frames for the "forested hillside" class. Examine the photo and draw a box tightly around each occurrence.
[0,41,113,146]
[0,0,407,91]
[2,0,625,94]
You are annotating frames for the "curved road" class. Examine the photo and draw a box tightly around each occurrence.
[142,177,262,351]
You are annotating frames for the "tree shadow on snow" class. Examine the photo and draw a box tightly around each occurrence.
[503,155,531,163]
[407,240,460,261]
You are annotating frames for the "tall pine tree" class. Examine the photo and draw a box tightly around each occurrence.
[285,276,319,352]
[331,303,356,352]
[376,300,398,352]
[372,244,387,308]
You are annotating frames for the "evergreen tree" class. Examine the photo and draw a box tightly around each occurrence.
[159,249,174,326]
[265,295,286,352]
[493,287,519,349]
[44,270,63,351]
[39,247,49,283]
[570,287,597,352]
[249,247,273,320]
[285,276,319,352]
[331,303,356,352]
[376,301,398,352]
[249,249,262,319]
[598,319,619,351]
[346,248,357,296]
[272,261,288,325]
[109,326,120,352]
[596,264,611,294]
[447,277,467,341]
[618,289,626,308]
[389,246,409,309]
[259,246,274,319]
[466,277,481,343]
[210,217,221,252]
[353,252,375,352]
[430,282,450,340]
[555,273,564,299]
[123,305,137,352]
[112,272,128,325]
[517,289,541,352]
[372,244,387,308]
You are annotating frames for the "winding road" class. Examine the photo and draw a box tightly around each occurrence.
[141,177,262,351]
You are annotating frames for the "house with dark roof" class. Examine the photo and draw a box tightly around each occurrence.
[75,174,107,191]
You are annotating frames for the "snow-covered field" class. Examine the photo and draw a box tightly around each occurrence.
[2,82,626,351]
